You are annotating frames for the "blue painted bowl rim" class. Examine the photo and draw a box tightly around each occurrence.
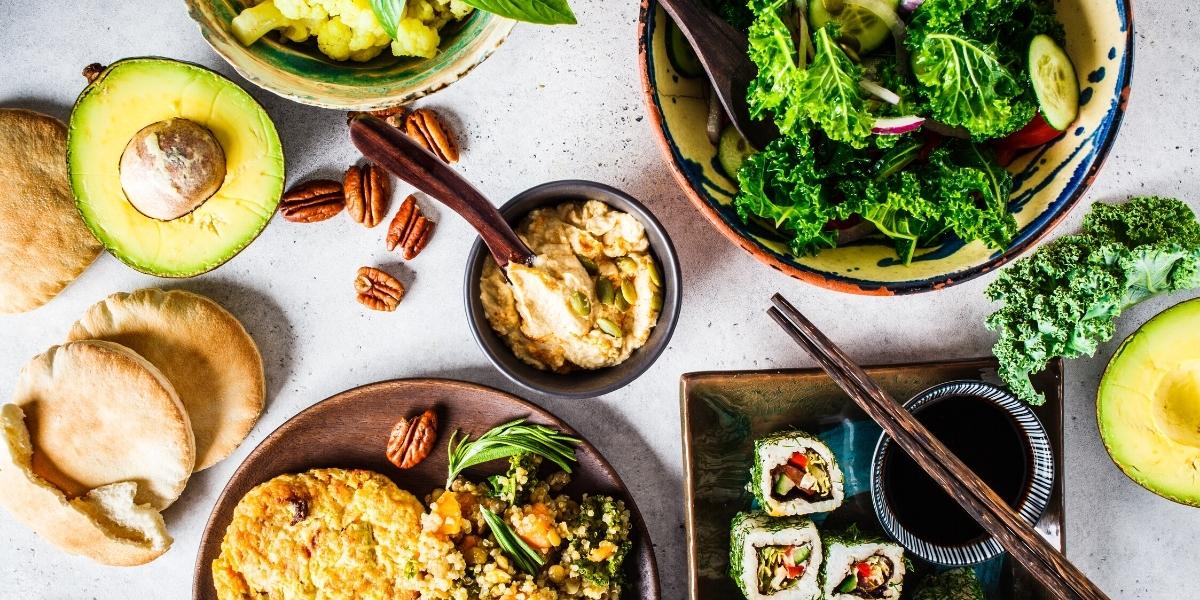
[462,180,684,399]
[637,0,1135,295]
[869,380,1056,566]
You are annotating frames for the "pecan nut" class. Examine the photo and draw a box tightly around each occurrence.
[279,179,345,223]
[355,266,404,311]
[386,409,438,469]
[386,195,437,259]
[404,108,459,163]
[345,163,390,228]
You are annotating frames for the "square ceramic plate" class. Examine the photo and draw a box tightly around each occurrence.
[680,358,1064,599]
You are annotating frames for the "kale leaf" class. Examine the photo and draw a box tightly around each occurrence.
[986,197,1200,405]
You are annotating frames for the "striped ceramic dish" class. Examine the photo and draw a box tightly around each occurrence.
[186,1,515,110]
[638,0,1133,294]
[870,380,1055,566]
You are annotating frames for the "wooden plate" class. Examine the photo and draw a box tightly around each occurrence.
[192,378,661,599]
[680,358,1064,599]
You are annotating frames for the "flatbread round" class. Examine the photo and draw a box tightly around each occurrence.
[0,404,172,566]
[10,340,195,510]
[0,109,102,314]
[68,289,265,471]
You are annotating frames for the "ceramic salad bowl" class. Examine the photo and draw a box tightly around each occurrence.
[186,0,515,110]
[638,0,1133,295]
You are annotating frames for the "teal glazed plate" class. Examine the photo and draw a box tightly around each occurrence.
[680,357,1066,599]
[639,1,1134,295]
[186,1,515,110]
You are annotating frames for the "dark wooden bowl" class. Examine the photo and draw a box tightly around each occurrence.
[192,378,661,599]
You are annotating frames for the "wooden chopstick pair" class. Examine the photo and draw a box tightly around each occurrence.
[767,293,1108,600]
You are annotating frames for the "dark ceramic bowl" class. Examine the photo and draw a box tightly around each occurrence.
[464,180,682,399]
[870,380,1055,566]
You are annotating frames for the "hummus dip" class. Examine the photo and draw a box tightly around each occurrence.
[480,200,663,372]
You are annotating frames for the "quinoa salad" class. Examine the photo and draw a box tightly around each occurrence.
[411,454,633,599]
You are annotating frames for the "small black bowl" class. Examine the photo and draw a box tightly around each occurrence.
[463,180,682,399]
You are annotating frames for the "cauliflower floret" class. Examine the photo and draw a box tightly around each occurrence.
[232,0,472,62]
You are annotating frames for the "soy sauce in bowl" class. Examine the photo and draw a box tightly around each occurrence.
[883,395,1031,547]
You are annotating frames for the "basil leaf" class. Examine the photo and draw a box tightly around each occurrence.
[370,0,406,40]
[459,0,577,25]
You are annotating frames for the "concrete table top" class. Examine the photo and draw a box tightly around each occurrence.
[0,1,1196,598]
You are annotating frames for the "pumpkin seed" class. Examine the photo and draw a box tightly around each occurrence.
[616,257,637,275]
[576,254,599,275]
[597,317,623,338]
[615,291,630,311]
[650,291,663,311]
[621,279,638,304]
[570,291,591,316]
[648,260,662,287]
[596,277,616,305]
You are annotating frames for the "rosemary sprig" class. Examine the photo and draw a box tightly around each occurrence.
[445,418,580,487]
[480,506,545,575]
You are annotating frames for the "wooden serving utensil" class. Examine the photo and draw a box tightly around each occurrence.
[767,293,1109,600]
[349,114,535,269]
[655,0,779,148]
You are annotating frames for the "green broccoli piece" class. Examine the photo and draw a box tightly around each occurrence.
[914,568,985,600]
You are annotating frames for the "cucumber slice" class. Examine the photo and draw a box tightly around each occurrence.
[666,21,703,78]
[718,126,756,180]
[810,0,900,56]
[1028,34,1079,131]
[773,474,795,496]
[837,575,858,593]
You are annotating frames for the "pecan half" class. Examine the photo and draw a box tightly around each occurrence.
[386,409,438,469]
[345,163,390,228]
[355,266,404,311]
[402,216,434,260]
[279,179,345,223]
[404,109,459,163]
[386,195,437,259]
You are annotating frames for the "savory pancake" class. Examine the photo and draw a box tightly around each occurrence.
[212,468,423,599]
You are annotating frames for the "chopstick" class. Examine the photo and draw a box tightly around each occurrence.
[767,294,1108,600]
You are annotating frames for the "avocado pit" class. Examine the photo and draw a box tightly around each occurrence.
[119,118,226,221]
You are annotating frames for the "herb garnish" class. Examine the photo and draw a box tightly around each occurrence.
[480,506,545,574]
[457,0,576,25]
[446,418,580,486]
[368,0,406,40]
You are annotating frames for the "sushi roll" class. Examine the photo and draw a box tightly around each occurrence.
[822,535,906,599]
[751,431,844,516]
[729,512,823,600]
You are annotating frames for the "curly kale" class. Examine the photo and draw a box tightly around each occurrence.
[705,0,753,30]
[987,197,1200,405]
[914,568,985,600]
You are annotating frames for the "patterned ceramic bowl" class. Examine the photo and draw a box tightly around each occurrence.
[870,380,1055,566]
[186,1,515,110]
[638,0,1133,294]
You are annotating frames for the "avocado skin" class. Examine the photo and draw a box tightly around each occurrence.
[67,57,285,278]
[1098,297,1200,507]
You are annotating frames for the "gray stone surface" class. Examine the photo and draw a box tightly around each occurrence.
[0,1,1196,598]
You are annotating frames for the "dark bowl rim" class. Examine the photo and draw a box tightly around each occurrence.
[462,179,683,399]
[869,379,1056,566]
[636,0,1136,295]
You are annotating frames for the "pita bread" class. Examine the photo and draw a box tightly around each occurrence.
[0,109,102,314]
[68,289,265,471]
[10,340,195,510]
[0,404,172,566]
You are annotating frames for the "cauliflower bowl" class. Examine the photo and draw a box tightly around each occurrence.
[186,0,515,110]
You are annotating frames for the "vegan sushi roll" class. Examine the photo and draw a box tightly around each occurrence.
[752,431,845,516]
[730,512,823,599]
[822,536,906,599]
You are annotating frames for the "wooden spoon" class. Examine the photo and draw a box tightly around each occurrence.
[656,0,779,148]
[349,114,535,269]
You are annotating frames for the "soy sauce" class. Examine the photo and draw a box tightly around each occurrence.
[883,396,1030,547]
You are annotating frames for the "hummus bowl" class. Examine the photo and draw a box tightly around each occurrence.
[465,180,682,399]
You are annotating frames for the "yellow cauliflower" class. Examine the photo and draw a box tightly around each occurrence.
[231,0,472,62]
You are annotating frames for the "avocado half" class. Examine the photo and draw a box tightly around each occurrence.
[1098,297,1200,506]
[68,57,284,277]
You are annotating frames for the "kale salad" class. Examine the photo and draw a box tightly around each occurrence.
[685,0,1080,264]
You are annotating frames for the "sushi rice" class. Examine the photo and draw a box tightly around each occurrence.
[822,535,906,600]
[730,512,823,600]
[751,431,845,517]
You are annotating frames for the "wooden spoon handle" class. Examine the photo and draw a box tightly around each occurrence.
[654,0,778,147]
[349,114,535,268]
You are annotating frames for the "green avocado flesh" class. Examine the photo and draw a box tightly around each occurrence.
[1098,298,1200,506]
[68,57,284,277]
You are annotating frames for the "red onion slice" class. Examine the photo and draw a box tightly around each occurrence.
[872,115,926,134]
